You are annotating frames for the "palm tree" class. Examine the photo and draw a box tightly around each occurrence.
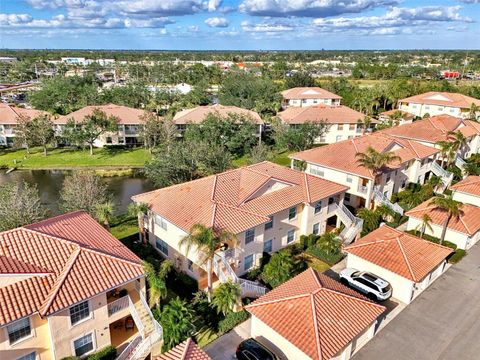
[429,195,463,245]
[356,147,402,179]
[415,214,433,239]
[317,232,341,255]
[436,140,454,167]
[95,201,114,230]
[357,208,381,235]
[468,103,479,121]
[143,260,173,310]
[128,202,149,244]
[212,281,241,315]
[463,162,480,176]
[180,223,237,302]
[447,131,468,157]
[160,297,195,352]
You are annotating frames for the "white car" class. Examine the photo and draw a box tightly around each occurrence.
[339,268,392,301]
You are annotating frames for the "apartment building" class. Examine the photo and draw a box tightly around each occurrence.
[0,103,47,146]
[172,104,263,137]
[281,87,342,108]
[55,104,148,147]
[290,132,440,213]
[0,211,162,360]
[378,110,414,126]
[277,104,371,144]
[132,162,362,298]
[450,176,480,207]
[398,92,480,119]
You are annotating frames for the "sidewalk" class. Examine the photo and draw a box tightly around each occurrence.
[204,319,251,360]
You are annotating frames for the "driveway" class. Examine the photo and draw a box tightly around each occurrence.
[354,243,480,360]
[204,319,251,360]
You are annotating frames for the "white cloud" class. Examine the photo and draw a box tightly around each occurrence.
[205,17,229,27]
[241,20,296,32]
[207,0,222,12]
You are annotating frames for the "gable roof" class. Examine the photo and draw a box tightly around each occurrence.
[245,268,385,360]
[55,104,146,125]
[281,87,342,100]
[132,162,348,234]
[344,226,453,282]
[0,103,48,124]
[0,211,143,326]
[156,338,211,360]
[290,133,439,179]
[382,115,480,144]
[450,176,480,198]
[278,105,365,125]
[399,91,480,109]
[406,200,480,236]
[173,104,263,125]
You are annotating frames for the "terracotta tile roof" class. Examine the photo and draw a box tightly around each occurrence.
[245,268,385,360]
[0,103,48,124]
[406,200,480,236]
[379,110,414,119]
[156,338,211,360]
[132,162,347,234]
[281,87,342,100]
[0,255,51,274]
[173,104,263,125]
[290,133,439,179]
[0,211,143,326]
[399,91,480,108]
[55,104,146,125]
[450,176,480,197]
[344,226,453,282]
[278,105,365,125]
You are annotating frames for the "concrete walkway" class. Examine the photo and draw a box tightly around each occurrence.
[354,243,480,360]
[204,319,251,360]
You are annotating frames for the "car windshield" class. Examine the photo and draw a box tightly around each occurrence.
[381,284,392,293]
[351,271,361,277]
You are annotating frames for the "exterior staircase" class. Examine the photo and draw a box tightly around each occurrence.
[372,187,404,216]
[213,250,267,298]
[431,162,454,193]
[328,203,364,244]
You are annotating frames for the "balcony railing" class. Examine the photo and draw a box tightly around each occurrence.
[357,185,368,194]
[108,295,129,317]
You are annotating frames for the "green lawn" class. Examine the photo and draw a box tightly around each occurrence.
[0,147,151,169]
[232,149,294,168]
[110,217,139,241]
[296,253,331,273]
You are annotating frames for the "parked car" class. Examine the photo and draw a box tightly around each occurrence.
[339,268,392,301]
[236,339,279,360]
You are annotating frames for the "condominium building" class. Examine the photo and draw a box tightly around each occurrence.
[398,92,480,120]
[133,162,361,298]
[281,87,342,108]
[0,103,47,146]
[378,110,414,126]
[450,176,480,207]
[0,211,162,360]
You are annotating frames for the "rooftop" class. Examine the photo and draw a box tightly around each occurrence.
[156,338,211,360]
[450,176,480,198]
[278,105,365,125]
[55,104,146,125]
[173,104,263,125]
[245,268,385,360]
[0,103,48,124]
[281,87,342,100]
[399,91,480,109]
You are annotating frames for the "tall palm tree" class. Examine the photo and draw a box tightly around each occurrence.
[429,195,463,245]
[468,103,479,121]
[212,281,241,315]
[143,260,173,310]
[128,202,149,244]
[436,140,454,167]
[447,131,468,158]
[180,223,237,302]
[356,147,402,190]
[95,201,115,230]
[415,213,433,239]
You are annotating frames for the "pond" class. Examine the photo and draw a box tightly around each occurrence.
[0,169,156,216]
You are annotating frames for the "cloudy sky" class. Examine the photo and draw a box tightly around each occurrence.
[1,0,479,50]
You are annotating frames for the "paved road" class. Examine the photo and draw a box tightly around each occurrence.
[354,243,480,360]
[204,319,251,360]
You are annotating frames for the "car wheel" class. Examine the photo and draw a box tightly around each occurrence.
[340,278,349,286]
[367,293,378,301]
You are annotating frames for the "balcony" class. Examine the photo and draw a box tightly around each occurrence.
[357,185,368,194]
[108,295,129,317]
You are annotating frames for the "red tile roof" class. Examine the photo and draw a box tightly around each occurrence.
[406,200,480,236]
[0,211,143,326]
[344,226,453,282]
[278,105,365,125]
[156,338,211,360]
[290,133,439,179]
[281,87,342,100]
[173,104,263,125]
[379,110,414,119]
[399,91,480,108]
[132,162,348,234]
[450,176,480,197]
[382,115,480,144]
[245,268,385,360]
[0,103,48,124]
[55,104,146,125]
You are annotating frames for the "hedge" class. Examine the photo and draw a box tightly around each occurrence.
[60,346,117,360]
[218,310,250,335]
[406,230,466,264]
[306,246,344,266]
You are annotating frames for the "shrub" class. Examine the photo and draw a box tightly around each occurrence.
[449,249,467,264]
[306,246,344,266]
[261,250,296,288]
[217,310,250,335]
[166,270,198,300]
[87,346,117,360]
[406,230,457,249]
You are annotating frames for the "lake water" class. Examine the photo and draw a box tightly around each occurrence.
[0,169,156,216]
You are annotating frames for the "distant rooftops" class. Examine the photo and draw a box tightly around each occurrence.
[55,104,146,125]
[399,91,480,109]
[281,87,342,100]
[278,104,365,125]
[172,104,263,125]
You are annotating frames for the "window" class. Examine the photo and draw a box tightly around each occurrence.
[7,318,31,344]
[386,173,391,182]
[155,237,169,255]
[69,301,90,326]
[17,352,36,360]
[73,333,94,357]
[328,197,335,205]
[106,136,112,144]
[187,259,193,272]
[344,193,351,202]
[155,215,168,230]
[288,207,297,221]
[263,239,273,253]
[336,135,342,142]
[314,201,322,214]
[313,223,320,235]
[346,174,353,183]
[287,229,296,244]
[245,228,255,244]
[450,108,455,113]
[310,166,324,177]
[349,124,355,131]
[264,216,273,231]
[319,135,326,143]
[424,106,430,110]
[337,124,343,130]
[438,107,444,111]
[244,254,254,271]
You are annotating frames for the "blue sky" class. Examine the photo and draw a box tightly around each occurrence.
[1,0,479,50]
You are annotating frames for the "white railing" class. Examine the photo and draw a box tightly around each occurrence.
[431,162,452,180]
[138,290,163,340]
[128,331,162,360]
[108,295,129,317]
[455,156,466,170]
[373,187,404,215]
[128,296,145,338]
[116,335,142,360]
[339,218,364,244]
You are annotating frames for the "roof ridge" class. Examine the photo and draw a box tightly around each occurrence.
[304,173,312,204]
[309,293,324,360]
[180,338,191,360]
[210,203,218,228]
[458,215,471,235]
[245,293,312,309]
[427,117,445,134]
[406,139,421,159]
[319,286,385,309]
[395,236,417,282]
